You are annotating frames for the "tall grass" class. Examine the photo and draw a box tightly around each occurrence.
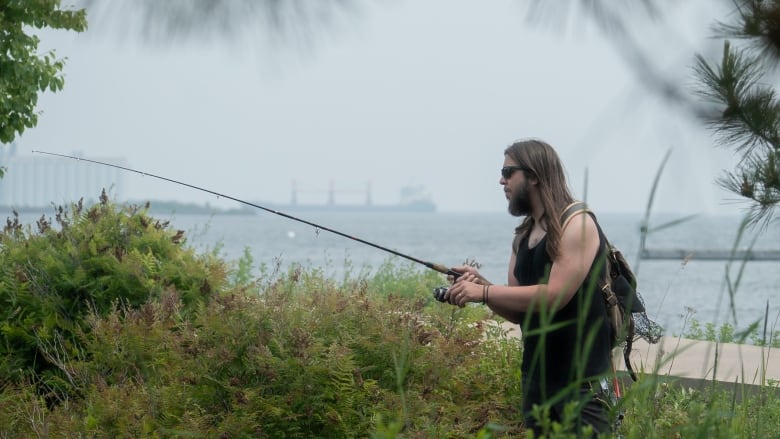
[614,151,780,438]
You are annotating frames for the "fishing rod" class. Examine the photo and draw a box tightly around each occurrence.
[32,151,462,279]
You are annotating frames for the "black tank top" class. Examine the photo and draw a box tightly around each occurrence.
[513,216,612,398]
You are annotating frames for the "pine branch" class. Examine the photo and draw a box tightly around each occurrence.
[693,41,780,157]
[717,150,780,227]
[712,0,780,62]
[694,33,780,226]
[713,89,780,156]
[82,0,358,44]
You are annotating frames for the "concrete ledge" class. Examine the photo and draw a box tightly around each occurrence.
[495,321,779,386]
[622,336,779,385]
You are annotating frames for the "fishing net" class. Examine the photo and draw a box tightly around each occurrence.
[632,290,664,344]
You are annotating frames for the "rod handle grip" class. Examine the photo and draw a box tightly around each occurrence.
[428,263,462,279]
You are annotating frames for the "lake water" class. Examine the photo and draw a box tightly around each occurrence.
[5,209,779,335]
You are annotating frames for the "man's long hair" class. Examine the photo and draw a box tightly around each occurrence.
[505,139,574,260]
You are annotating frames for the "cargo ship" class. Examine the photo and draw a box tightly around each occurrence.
[255,183,436,213]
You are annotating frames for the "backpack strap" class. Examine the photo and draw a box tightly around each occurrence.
[561,201,619,254]
[560,201,591,231]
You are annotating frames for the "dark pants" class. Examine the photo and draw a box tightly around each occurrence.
[522,381,613,438]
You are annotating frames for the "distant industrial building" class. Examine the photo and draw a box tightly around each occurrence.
[0,144,124,208]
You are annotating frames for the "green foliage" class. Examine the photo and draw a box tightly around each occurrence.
[229,246,256,289]
[0,0,87,143]
[0,195,225,400]
[693,2,780,226]
[682,317,780,348]
[683,318,737,344]
[0,218,525,437]
[2,202,780,437]
[620,378,780,438]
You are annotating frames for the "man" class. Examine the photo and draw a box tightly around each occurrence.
[443,139,613,437]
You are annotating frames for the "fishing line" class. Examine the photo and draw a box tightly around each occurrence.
[32,151,462,280]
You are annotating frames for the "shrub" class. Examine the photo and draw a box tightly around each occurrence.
[0,202,525,437]
[0,194,226,400]
[0,261,525,437]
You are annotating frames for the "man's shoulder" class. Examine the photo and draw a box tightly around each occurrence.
[560,201,597,230]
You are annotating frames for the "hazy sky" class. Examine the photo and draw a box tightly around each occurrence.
[17,0,740,214]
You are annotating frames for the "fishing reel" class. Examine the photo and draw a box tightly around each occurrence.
[432,286,449,302]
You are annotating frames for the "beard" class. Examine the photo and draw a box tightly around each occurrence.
[507,181,532,217]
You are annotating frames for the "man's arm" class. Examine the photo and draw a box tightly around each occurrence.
[449,212,600,314]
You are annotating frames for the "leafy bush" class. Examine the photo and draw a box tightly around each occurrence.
[0,268,525,437]
[683,317,780,348]
[0,195,225,400]
[0,202,524,437]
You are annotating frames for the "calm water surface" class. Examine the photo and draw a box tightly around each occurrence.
[6,209,780,335]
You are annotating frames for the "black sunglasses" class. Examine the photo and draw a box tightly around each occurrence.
[501,166,528,179]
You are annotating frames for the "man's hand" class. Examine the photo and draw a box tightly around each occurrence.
[447,277,482,307]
